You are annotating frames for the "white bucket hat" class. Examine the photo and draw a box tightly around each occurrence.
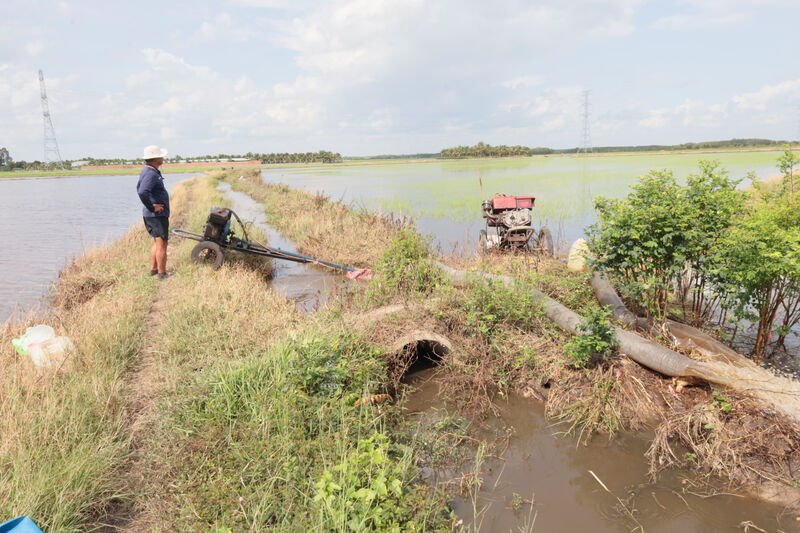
[143,145,168,159]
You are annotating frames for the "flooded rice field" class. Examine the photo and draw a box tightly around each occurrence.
[404,367,793,532]
[260,151,782,254]
[0,173,195,322]
[0,152,783,322]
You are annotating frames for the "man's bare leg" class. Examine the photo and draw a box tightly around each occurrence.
[155,237,168,274]
[150,241,158,272]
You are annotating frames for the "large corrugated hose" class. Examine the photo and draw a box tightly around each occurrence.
[435,261,800,424]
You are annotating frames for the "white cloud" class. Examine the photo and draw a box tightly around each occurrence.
[190,12,256,43]
[500,76,544,90]
[731,79,800,111]
[651,0,797,31]
[636,77,800,135]
[227,0,311,9]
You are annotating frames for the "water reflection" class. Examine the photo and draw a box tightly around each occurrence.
[0,173,195,322]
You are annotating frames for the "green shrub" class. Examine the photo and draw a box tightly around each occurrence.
[587,162,743,324]
[314,432,424,532]
[368,230,445,302]
[286,333,383,397]
[564,307,617,369]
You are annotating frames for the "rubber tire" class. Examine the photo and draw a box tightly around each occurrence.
[191,241,224,270]
[538,227,554,257]
[478,229,488,255]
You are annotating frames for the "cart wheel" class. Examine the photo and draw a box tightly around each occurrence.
[191,241,224,270]
[478,229,488,254]
[538,227,554,257]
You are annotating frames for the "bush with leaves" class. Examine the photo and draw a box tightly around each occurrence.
[587,169,692,321]
[314,433,428,532]
[368,230,445,303]
[708,202,800,362]
[564,306,618,369]
[587,162,743,324]
[286,333,384,397]
[442,276,544,339]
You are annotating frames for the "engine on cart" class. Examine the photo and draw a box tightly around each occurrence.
[479,194,553,255]
[203,207,233,242]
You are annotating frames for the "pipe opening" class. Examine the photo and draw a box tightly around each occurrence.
[400,340,450,381]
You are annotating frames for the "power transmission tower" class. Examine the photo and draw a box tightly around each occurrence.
[578,90,592,155]
[39,69,64,167]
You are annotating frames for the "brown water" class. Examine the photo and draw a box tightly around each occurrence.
[217,182,341,313]
[404,368,794,532]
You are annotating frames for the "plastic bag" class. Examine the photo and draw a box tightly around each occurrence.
[11,325,73,368]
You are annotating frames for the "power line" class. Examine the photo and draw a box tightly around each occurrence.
[39,69,64,167]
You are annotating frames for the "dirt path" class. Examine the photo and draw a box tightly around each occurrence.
[98,186,194,531]
[97,279,171,531]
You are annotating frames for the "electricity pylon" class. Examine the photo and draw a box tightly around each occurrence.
[39,69,64,167]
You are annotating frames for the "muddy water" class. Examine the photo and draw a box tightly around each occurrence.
[404,368,792,532]
[217,182,341,313]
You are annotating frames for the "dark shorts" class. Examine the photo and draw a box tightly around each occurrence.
[143,217,169,240]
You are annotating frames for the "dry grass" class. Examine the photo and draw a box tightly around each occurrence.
[0,208,158,531]
[647,391,800,494]
[217,168,409,267]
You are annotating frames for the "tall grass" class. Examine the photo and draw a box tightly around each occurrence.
[0,210,158,530]
[217,169,407,267]
[96,175,451,530]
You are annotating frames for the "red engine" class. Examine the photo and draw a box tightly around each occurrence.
[489,195,535,211]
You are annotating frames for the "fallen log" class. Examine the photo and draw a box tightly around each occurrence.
[435,261,800,424]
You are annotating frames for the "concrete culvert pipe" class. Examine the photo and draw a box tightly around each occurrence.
[390,330,452,377]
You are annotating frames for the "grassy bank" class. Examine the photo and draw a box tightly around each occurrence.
[218,169,408,267]
[1,174,451,531]
[215,167,800,512]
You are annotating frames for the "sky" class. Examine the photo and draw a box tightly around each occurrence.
[2,0,800,160]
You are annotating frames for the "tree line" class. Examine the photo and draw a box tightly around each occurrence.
[440,139,796,159]
[587,149,800,364]
[440,142,553,158]
[243,151,342,164]
[0,148,343,171]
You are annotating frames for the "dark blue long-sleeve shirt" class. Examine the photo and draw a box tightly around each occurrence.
[136,165,170,218]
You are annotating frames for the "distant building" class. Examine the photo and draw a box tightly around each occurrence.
[70,160,89,169]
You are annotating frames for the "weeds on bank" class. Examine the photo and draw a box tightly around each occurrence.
[647,393,800,490]
[367,230,446,304]
[564,306,617,369]
[553,370,622,443]
[157,330,450,531]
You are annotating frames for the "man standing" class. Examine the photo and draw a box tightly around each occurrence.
[136,145,171,279]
